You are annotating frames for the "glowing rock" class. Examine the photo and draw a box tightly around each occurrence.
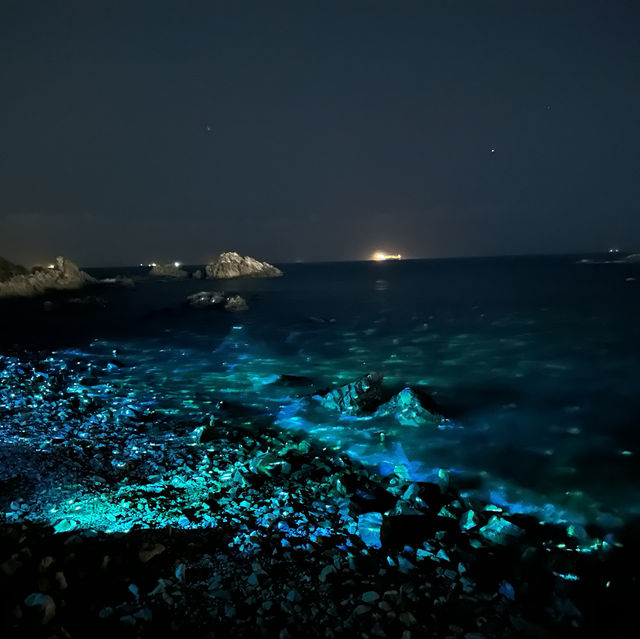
[358,512,383,548]
[318,372,384,415]
[478,516,525,545]
[249,451,279,475]
[54,519,77,534]
[374,387,448,427]
[460,510,477,530]
[499,580,515,600]
[436,549,450,562]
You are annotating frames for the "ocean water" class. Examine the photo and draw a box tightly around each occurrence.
[2,255,639,529]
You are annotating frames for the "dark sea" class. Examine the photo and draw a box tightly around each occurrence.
[2,254,639,530]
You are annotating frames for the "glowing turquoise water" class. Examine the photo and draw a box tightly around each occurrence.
[3,255,640,529]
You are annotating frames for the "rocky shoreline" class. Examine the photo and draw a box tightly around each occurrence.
[0,257,95,299]
[0,348,635,638]
[0,251,282,300]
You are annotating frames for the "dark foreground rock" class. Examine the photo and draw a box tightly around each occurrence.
[205,252,283,279]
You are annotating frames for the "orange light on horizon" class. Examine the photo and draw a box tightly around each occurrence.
[371,251,402,261]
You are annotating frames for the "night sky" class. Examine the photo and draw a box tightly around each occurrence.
[1,1,639,266]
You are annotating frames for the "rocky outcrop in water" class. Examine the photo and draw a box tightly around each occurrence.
[205,252,282,279]
[317,372,384,414]
[185,291,248,311]
[0,256,27,282]
[224,295,248,311]
[149,263,188,278]
[0,256,95,298]
[374,387,450,428]
[317,374,449,427]
[186,291,226,307]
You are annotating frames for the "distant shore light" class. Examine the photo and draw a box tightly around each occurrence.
[372,251,402,261]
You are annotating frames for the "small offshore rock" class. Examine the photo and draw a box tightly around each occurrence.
[205,251,283,279]
[149,263,188,278]
[186,291,226,308]
[224,295,248,311]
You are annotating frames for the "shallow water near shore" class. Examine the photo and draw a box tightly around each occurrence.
[2,254,640,530]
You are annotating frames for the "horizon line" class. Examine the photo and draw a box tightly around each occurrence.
[76,249,633,270]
